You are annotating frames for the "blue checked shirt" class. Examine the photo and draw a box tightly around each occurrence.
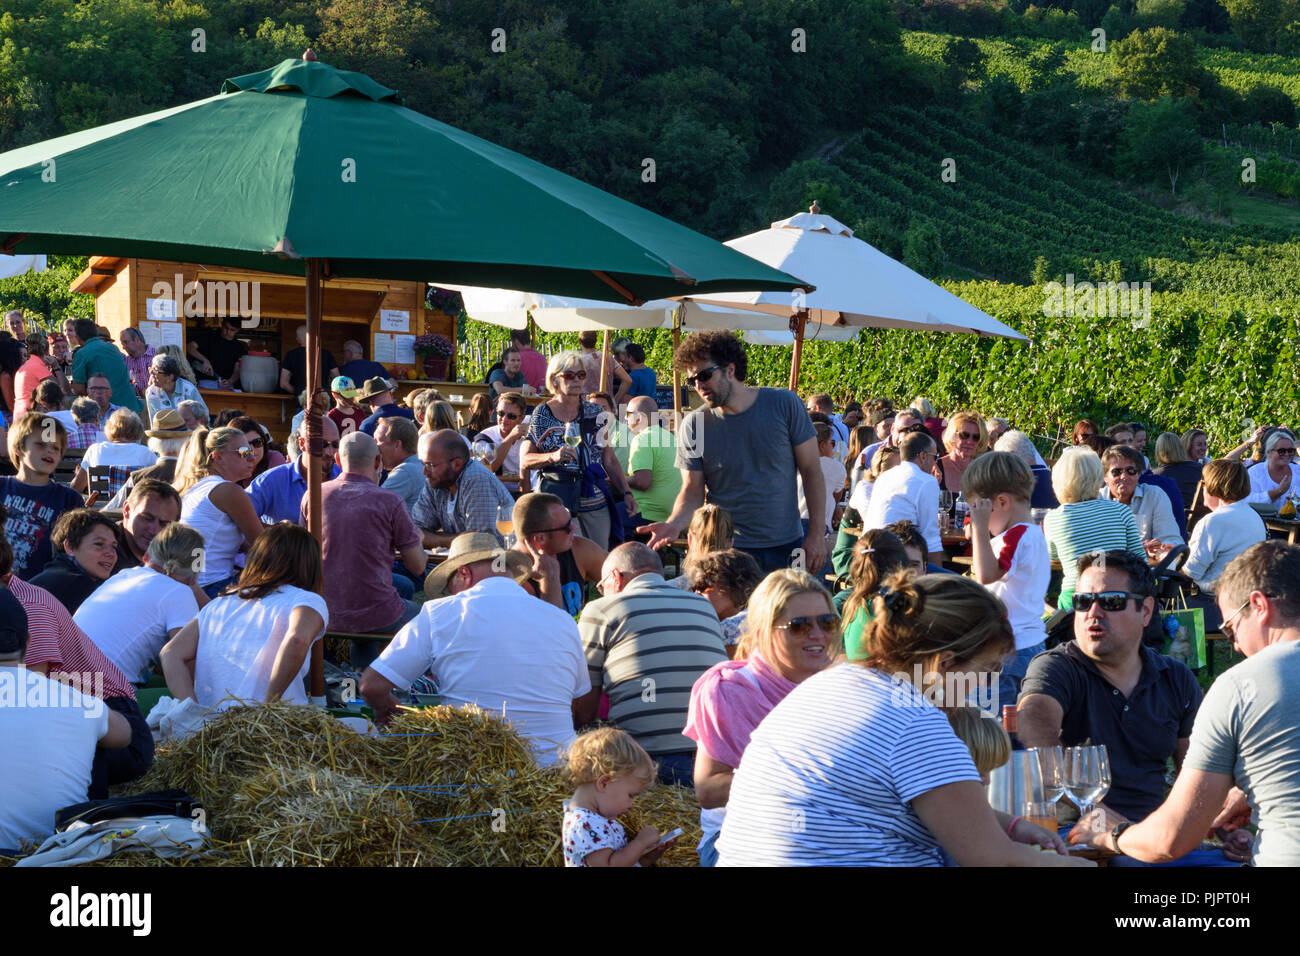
[412,459,514,544]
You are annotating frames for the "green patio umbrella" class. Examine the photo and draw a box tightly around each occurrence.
[0,51,809,694]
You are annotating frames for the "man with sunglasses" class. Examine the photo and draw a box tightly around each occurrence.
[1018,550,1236,866]
[639,330,825,576]
[1098,445,1183,552]
[247,416,341,525]
[1071,542,1300,865]
[473,391,529,480]
[574,542,726,785]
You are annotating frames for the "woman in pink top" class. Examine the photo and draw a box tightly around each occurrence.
[683,569,840,866]
[14,334,64,420]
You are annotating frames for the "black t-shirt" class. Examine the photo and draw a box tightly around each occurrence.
[199,331,248,380]
[281,346,338,399]
[28,554,103,614]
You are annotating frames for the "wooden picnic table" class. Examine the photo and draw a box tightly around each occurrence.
[1264,516,1300,544]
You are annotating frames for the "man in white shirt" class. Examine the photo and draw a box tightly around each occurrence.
[0,587,130,849]
[1098,445,1182,548]
[359,532,590,766]
[474,391,529,480]
[863,431,946,566]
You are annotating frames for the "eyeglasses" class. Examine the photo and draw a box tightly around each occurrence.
[533,520,574,536]
[1220,599,1251,641]
[957,432,981,442]
[1071,591,1147,612]
[560,370,587,382]
[1271,447,1296,457]
[497,410,521,420]
[88,386,112,393]
[684,365,723,388]
[597,569,618,593]
[774,614,840,637]
[1107,467,1139,477]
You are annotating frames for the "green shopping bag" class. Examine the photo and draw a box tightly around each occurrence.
[1161,607,1206,671]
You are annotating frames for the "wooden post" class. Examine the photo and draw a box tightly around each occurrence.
[788,309,807,392]
[671,307,682,421]
[599,329,611,394]
[305,258,325,699]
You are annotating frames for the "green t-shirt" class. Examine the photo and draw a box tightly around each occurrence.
[70,337,143,413]
[840,602,873,661]
[627,424,682,523]
[606,421,632,476]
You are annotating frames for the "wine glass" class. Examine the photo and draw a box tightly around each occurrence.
[496,504,515,547]
[1030,746,1066,805]
[1063,746,1110,815]
[939,491,954,512]
[1135,513,1153,541]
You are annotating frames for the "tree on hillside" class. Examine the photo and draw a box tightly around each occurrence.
[1219,0,1300,52]
[1242,85,1298,127]
[1116,95,1203,195]
[1180,0,1232,31]
[1134,0,1187,28]
[1112,28,1203,99]
[903,219,944,276]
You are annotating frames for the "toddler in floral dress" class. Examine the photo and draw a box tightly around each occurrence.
[563,727,674,867]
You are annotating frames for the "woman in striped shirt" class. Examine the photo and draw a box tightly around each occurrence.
[1043,447,1144,609]
[716,574,1093,867]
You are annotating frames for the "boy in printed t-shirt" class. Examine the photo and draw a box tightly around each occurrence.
[963,451,1050,719]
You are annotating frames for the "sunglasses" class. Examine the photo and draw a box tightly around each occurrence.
[497,410,521,420]
[1071,591,1147,612]
[246,437,265,448]
[233,446,256,461]
[1271,447,1296,457]
[684,365,723,388]
[322,440,339,451]
[957,432,981,442]
[560,370,587,382]
[1220,599,1251,641]
[533,520,574,536]
[775,614,840,637]
[1107,467,1139,477]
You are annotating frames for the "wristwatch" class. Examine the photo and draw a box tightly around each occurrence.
[1110,821,1132,854]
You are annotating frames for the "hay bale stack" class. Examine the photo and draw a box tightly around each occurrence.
[111,702,701,866]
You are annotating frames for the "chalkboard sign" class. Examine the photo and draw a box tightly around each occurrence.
[655,384,685,410]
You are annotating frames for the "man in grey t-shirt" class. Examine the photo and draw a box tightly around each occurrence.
[1070,541,1300,866]
[638,330,824,575]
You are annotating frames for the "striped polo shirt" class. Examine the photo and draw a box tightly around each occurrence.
[1043,498,1145,608]
[579,573,726,755]
[717,664,980,866]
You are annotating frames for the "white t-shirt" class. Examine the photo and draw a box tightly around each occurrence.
[81,441,157,472]
[562,805,628,867]
[181,475,245,586]
[193,585,329,709]
[0,669,108,848]
[798,456,848,532]
[984,522,1050,650]
[75,566,200,685]
[474,425,522,476]
[370,576,590,765]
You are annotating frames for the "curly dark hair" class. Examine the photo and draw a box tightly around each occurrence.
[673,329,747,382]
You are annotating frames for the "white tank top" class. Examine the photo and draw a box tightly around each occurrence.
[181,475,245,586]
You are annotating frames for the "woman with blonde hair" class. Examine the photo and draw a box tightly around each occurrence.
[423,399,457,434]
[175,425,265,597]
[933,411,988,494]
[519,348,635,548]
[717,573,1090,868]
[669,502,734,589]
[159,344,200,387]
[1152,431,1203,509]
[684,569,839,866]
[1042,446,1144,609]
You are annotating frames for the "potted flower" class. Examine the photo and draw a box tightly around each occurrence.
[414,332,455,381]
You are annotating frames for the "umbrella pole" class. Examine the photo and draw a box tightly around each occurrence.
[672,307,682,422]
[788,309,807,392]
[305,258,325,699]
[600,329,611,395]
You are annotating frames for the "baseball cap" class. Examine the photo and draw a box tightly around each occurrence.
[331,375,357,398]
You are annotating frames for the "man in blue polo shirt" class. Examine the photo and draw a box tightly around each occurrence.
[247,416,340,524]
[70,319,141,414]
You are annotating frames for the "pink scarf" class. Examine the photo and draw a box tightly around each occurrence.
[683,651,797,769]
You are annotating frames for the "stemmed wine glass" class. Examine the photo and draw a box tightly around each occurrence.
[1031,746,1067,805]
[939,491,954,512]
[1063,745,1112,815]
[563,421,581,462]
[496,504,514,548]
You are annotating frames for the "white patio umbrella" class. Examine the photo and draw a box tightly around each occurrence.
[0,253,46,280]
[684,205,1028,388]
